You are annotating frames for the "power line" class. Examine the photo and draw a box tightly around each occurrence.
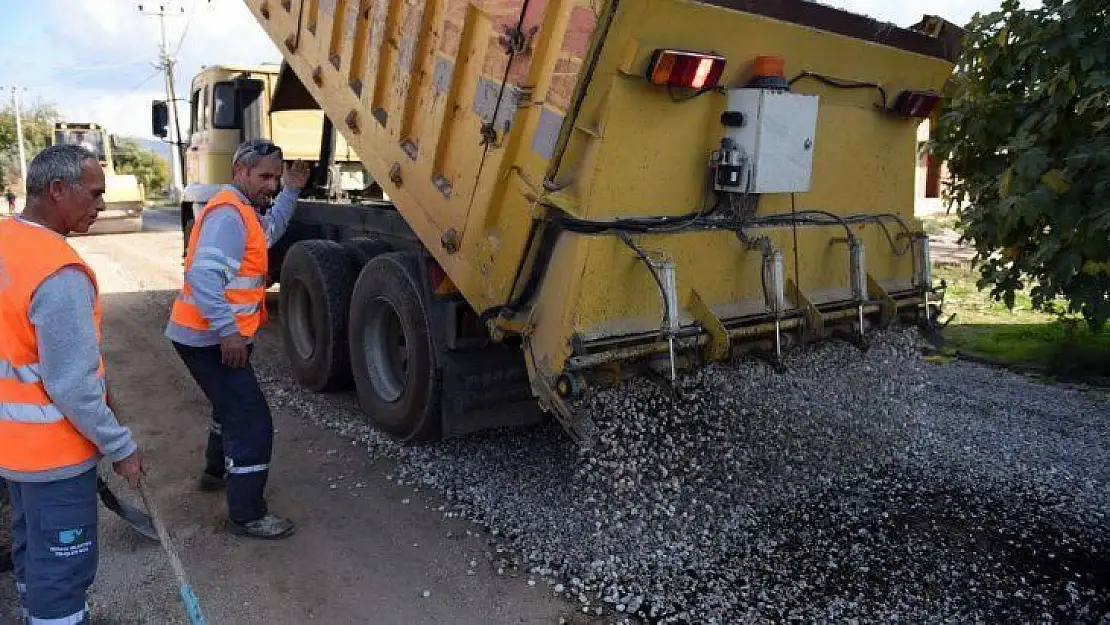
[35,59,150,73]
[138,2,186,200]
[125,69,164,95]
[172,0,201,58]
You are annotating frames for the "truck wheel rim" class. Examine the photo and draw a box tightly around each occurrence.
[364,296,408,403]
[288,279,316,360]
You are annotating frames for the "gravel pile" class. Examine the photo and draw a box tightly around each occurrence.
[259,328,1109,623]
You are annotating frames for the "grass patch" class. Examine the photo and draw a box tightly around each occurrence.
[935,264,1110,379]
[920,214,959,236]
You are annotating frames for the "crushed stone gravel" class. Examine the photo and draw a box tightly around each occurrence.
[257,327,1109,623]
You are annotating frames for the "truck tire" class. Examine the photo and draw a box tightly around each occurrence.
[279,240,356,392]
[349,252,442,442]
[340,237,391,274]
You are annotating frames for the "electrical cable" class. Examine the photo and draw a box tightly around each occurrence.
[481,193,917,330]
[37,60,149,72]
[477,220,563,328]
[791,193,801,295]
[124,69,163,95]
[730,198,774,310]
[618,232,668,310]
[850,212,915,256]
[758,206,855,243]
[172,0,201,58]
[666,85,726,103]
[788,70,888,110]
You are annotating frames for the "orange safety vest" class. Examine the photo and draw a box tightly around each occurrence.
[169,188,269,337]
[0,219,101,473]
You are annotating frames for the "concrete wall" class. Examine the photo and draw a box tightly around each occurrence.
[915,118,951,216]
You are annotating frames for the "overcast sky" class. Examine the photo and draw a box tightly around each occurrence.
[0,0,1042,141]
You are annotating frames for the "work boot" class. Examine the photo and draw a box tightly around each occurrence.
[229,514,296,540]
[198,471,226,492]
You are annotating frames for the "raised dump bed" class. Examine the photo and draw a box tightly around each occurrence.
[243,0,961,443]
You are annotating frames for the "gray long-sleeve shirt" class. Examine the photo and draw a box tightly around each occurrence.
[165,185,298,347]
[1,223,137,482]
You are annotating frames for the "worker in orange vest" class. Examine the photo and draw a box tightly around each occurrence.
[0,144,144,624]
[166,139,309,540]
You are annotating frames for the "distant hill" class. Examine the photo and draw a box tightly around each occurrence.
[133,138,173,162]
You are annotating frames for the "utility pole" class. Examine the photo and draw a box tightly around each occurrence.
[3,86,28,193]
[139,3,185,203]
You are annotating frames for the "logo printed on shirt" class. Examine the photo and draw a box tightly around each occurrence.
[59,528,86,545]
[51,527,92,558]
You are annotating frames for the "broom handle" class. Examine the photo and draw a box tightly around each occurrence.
[112,393,205,623]
[138,481,207,625]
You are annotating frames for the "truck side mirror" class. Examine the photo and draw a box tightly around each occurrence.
[152,101,169,138]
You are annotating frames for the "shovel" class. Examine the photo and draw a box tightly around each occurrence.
[98,389,157,540]
[97,476,157,540]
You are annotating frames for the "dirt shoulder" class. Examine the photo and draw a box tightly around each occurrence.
[0,224,573,624]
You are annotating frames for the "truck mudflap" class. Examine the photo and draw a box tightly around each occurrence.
[439,345,545,438]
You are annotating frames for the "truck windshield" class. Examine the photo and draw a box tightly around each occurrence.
[55,129,106,162]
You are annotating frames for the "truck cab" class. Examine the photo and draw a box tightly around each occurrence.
[161,63,373,245]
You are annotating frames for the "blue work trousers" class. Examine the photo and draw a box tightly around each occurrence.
[171,342,273,524]
[7,468,97,624]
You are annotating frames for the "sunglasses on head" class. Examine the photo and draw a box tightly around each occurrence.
[235,141,281,164]
[252,142,281,156]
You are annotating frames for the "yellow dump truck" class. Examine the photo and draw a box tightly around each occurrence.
[157,63,376,252]
[241,0,961,444]
[51,122,145,234]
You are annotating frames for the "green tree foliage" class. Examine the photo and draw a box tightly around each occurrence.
[0,98,168,199]
[111,137,170,199]
[932,0,1110,328]
[0,100,61,190]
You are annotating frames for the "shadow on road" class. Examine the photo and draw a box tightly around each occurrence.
[141,207,181,233]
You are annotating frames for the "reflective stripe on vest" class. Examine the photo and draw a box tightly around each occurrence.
[0,360,41,384]
[0,219,101,473]
[169,188,269,337]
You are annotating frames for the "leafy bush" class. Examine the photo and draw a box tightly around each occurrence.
[932,0,1110,328]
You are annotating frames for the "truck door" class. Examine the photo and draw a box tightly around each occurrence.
[185,87,202,185]
[205,81,243,184]
[235,78,267,143]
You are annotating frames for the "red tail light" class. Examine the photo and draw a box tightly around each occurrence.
[647,49,726,90]
[891,90,942,118]
[428,260,458,295]
[429,261,448,289]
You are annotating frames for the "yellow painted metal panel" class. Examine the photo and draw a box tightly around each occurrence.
[243,0,957,388]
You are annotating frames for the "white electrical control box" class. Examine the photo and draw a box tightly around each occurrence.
[723,89,820,194]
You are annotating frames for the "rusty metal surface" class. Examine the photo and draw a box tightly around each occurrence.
[696,0,964,62]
